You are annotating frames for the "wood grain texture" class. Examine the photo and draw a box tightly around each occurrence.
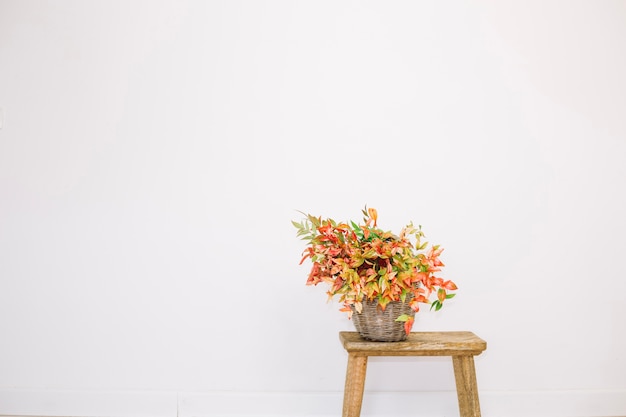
[453,355,482,417]
[342,354,368,417]
[339,331,487,417]
[339,331,487,356]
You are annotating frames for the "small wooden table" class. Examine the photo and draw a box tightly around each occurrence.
[339,331,487,417]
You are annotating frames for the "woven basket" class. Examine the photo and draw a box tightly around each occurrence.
[351,298,416,342]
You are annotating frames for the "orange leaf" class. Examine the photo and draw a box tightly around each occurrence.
[442,280,458,290]
[404,317,414,334]
[368,207,378,226]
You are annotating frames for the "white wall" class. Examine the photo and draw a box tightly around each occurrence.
[1,1,625,416]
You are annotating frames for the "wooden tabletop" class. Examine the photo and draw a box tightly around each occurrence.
[339,331,487,356]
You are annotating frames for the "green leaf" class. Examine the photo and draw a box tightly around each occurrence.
[378,276,387,292]
[308,214,321,228]
[395,314,412,322]
[445,293,456,299]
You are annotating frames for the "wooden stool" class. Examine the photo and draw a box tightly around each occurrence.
[340,331,487,417]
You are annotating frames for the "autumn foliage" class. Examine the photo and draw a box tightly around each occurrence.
[293,207,457,334]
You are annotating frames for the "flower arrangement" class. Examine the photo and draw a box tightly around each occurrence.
[292,207,457,334]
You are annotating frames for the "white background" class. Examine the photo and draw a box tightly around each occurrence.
[1,1,625,416]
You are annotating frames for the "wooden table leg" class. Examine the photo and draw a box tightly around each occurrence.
[452,355,482,417]
[342,353,368,417]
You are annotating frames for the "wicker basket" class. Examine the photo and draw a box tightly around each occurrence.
[351,298,416,342]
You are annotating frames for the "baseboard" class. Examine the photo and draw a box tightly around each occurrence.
[1,389,625,417]
[180,390,626,417]
[0,390,177,417]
